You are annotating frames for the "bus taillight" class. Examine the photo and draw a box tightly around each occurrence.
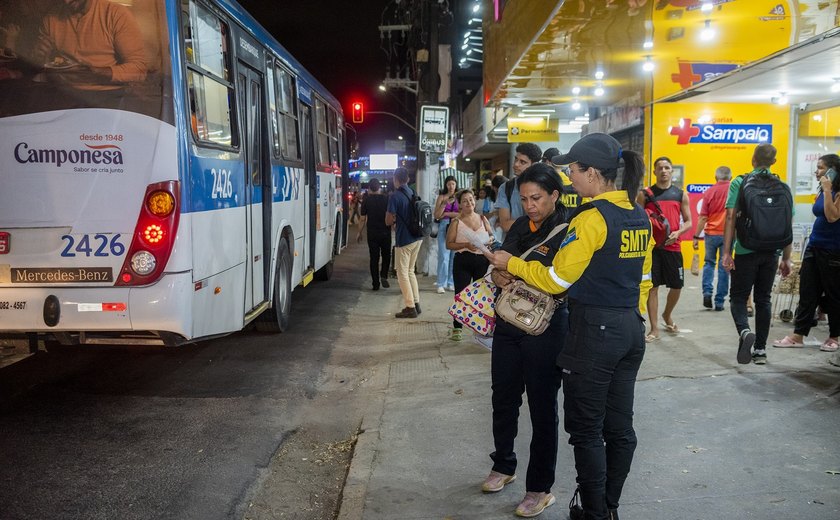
[115,181,180,287]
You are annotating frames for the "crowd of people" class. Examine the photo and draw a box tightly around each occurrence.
[349,139,838,520]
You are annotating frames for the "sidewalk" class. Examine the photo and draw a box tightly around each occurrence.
[338,257,840,520]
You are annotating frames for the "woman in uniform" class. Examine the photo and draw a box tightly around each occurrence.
[486,133,653,520]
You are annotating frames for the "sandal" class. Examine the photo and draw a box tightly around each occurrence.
[450,328,463,341]
[820,338,839,352]
[663,322,679,334]
[772,335,804,348]
[645,333,660,343]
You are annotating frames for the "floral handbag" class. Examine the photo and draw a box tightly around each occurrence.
[448,275,496,335]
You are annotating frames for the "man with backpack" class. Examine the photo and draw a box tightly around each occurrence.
[722,144,793,365]
[386,167,423,318]
[495,142,542,233]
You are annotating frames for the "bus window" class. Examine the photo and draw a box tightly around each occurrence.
[315,98,329,167]
[276,65,300,160]
[328,107,339,168]
[184,0,236,147]
[266,65,281,156]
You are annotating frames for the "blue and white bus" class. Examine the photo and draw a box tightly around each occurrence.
[0,0,345,345]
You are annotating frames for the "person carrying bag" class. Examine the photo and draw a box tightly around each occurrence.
[495,223,568,335]
[477,163,571,518]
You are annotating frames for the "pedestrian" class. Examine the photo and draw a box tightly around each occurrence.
[433,175,459,293]
[475,187,491,215]
[496,143,542,233]
[485,133,652,520]
[356,178,391,291]
[479,162,570,518]
[772,153,840,352]
[489,174,508,243]
[693,166,732,311]
[445,189,493,341]
[385,167,422,318]
[722,143,794,365]
[638,156,692,341]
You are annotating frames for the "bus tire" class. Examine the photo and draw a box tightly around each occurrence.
[314,215,341,281]
[256,238,292,333]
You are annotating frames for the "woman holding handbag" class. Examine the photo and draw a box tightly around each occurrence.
[479,163,570,518]
[445,189,494,341]
[486,133,652,520]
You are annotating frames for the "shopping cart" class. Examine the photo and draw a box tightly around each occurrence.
[771,223,811,323]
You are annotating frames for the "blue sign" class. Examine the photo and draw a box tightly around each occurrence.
[686,184,713,194]
[689,124,772,144]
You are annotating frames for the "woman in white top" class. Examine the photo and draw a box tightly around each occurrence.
[446,189,494,341]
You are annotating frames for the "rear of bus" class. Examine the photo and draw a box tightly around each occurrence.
[0,0,187,345]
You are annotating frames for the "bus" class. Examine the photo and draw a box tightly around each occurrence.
[0,0,345,346]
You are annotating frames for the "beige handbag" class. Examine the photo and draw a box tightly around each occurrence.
[495,224,568,336]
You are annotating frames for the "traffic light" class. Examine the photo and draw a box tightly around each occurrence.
[352,102,364,123]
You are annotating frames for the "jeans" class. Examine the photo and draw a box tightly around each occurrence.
[436,221,454,287]
[394,240,421,308]
[556,303,646,520]
[793,247,840,338]
[729,251,777,349]
[491,308,568,492]
[367,231,391,288]
[702,234,729,307]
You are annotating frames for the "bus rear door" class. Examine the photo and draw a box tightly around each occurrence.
[236,64,267,313]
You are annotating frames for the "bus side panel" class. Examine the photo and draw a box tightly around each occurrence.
[268,164,305,288]
[189,264,245,339]
[312,171,338,270]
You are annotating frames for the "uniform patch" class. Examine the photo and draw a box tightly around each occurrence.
[534,245,550,257]
[560,229,578,249]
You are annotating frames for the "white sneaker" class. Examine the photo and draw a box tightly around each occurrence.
[446,285,455,292]
[436,286,445,294]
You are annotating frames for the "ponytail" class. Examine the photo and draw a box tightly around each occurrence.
[620,150,645,202]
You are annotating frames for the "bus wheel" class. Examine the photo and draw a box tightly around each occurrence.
[256,238,292,332]
[314,217,340,281]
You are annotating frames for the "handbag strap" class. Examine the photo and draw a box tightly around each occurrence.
[518,223,569,260]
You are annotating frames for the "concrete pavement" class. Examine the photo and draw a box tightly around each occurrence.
[337,250,840,520]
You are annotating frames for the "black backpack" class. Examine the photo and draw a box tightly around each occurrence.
[734,170,793,251]
[398,187,433,237]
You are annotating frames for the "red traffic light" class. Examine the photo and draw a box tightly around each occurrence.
[352,102,364,123]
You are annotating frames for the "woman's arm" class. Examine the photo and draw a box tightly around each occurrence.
[820,177,840,223]
[433,194,447,220]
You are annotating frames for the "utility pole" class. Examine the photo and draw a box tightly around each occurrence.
[416,0,442,275]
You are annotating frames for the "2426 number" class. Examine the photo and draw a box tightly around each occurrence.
[60,234,125,257]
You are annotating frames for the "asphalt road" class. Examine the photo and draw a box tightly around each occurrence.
[0,245,364,520]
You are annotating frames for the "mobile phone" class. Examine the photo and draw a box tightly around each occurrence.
[828,168,837,182]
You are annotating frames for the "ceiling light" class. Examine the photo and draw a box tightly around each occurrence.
[595,70,605,80]
[572,86,581,95]
[700,19,715,41]
[642,56,654,72]
[378,84,386,92]
[465,157,471,162]
[594,83,604,97]
[701,1,713,12]
[472,3,480,13]
[771,93,789,105]
[643,40,653,49]
[572,101,581,111]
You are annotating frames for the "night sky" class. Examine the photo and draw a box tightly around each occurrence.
[237,0,411,155]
